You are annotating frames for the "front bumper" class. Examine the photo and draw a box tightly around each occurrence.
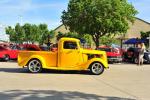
[108,56,122,62]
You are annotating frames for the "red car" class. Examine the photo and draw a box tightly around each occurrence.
[97,46,122,63]
[0,44,42,61]
[0,46,18,61]
[18,44,42,51]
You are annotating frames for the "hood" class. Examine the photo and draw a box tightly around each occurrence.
[82,48,106,55]
[106,52,121,56]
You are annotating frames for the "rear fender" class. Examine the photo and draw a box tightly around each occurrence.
[25,55,46,68]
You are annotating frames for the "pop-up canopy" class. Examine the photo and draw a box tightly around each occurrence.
[124,38,146,44]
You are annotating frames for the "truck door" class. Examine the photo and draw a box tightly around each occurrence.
[59,41,81,68]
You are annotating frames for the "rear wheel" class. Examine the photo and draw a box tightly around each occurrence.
[3,55,10,61]
[28,59,42,73]
[90,62,104,75]
[134,58,138,64]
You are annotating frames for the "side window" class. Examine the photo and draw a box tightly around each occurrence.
[0,47,3,51]
[11,46,17,50]
[0,47,5,51]
[63,41,78,49]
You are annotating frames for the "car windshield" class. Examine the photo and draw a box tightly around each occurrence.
[98,48,111,52]
[40,46,49,51]
[63,41,78,49]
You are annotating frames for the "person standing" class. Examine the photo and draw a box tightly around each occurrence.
[138,43,146,66]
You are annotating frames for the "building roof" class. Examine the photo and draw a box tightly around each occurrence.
[54,18,150,40]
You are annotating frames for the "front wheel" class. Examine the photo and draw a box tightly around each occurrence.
[90,62,104,75]
[28,59,42,73]
[134,58,138,64]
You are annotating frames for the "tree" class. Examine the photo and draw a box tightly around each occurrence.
[38,24,54,45]
[62,0,138,48]
[82,34,92,44]
[5,26,16,42]
[56,32,92,48]
[56,32,81,41]
[141,31,150,39]
[5,23,54,44]
[141,31,150,47]
[56,32,64,41]
[22,23,32,43]
[100,36,120,46]
[15,23,25,43]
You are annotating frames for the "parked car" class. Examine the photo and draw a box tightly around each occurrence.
[39,46,49,51]
[0,46,18,61]
[0,44,42,61]
[97,46,122,63]
[18,44,42,51]
[123,47,150,63]
[18,38,108,75]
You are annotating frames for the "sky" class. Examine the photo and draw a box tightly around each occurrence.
[0,0,150,40]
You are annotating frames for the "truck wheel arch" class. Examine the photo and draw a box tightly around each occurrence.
[27,58,43,73]
[89,61,104,75]
[86,58,108,69]
[26,57,46,68]
[88,61,104,69]
[27,58,42,66]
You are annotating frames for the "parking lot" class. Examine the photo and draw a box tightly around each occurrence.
[0,62,150,100]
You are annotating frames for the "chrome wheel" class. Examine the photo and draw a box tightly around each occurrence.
[90,62,104,75]
[28,59,42,73]
[134,58,138,64]
[3,55,10,61]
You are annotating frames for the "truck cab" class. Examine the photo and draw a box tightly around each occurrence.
[18,38,108,75]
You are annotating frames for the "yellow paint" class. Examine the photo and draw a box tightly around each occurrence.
[18,38,108,70]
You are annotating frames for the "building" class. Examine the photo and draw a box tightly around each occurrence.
[53,18,150,46]
[123,18,150,39]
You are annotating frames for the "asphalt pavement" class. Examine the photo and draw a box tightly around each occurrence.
[0,62,150,100]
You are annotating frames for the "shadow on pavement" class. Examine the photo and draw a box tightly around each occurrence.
[0,60,17,62]
[0,67,93,75]
[0,68,27,73]
[0,90,135,100]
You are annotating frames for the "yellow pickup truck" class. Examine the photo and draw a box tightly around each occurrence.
[18,38,108,75]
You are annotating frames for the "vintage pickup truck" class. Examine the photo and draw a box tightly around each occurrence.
[18,38,108,75]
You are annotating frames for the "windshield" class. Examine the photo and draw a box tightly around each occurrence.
[98,48,111,52]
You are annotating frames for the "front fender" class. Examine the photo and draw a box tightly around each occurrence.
[85,58,109,69]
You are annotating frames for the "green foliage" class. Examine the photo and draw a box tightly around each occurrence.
[6,26,17,42]
[62,0,138,48]
[82,34,92,44]
[5,23,54,44]
[56,32,92,46]
[38,24,49,44]
[56,32,64,41]
[140,31,150,47]
[141,31,150,39]
[56,32,80,41]
[100,36,120,46]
